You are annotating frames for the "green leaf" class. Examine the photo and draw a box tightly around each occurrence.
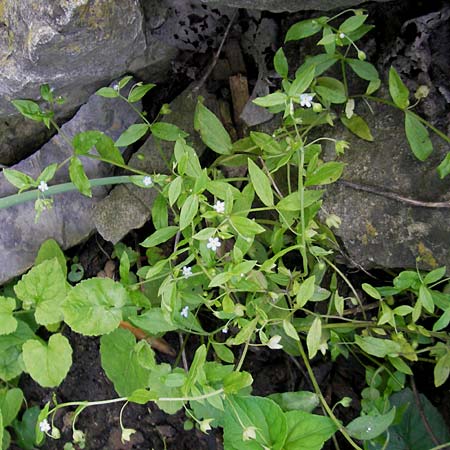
[12,405,40,450]
[296,54,338,78]
[250,131,282,155]
[346,407,395,440]
[366,78,381,95]
[128,83,156,103]
[283,320,299,341]
[100,328,153,396]
[419,285,434,314]
[179,194,199,231]
[14,258,67,325]
[150,122,188,141]
[194,101,232,155]
[424,266,446,285]
[296,276,316,308]
[37,163,58,184]
[305,161,345,186]
[285,19,323,42]
[253,92,287,108]
[118,76,133,90]
[354,335,401,358]
[2,169,34,191]
[321,26,336,55]
[434,351,450,387]
[306,317,322,359]
[212,343,235,363]
[96,87,119,98]
[168,176,183,206]
[379,388,450,450]
[437,153,450,179]
[0,297,17,335]
[22,334,72,387]
[140,226,179,248]
[284,410,337,450]
[404,113,433,161]
[315,77,346,104]
[223,372,253,394]
[341,115,374,141]
[129,308,178,335]
[184,345,206,394]
[63,278,128,335]
[274,48,288,78]
[277,190,324,211]
[151,194,168,229]
[347,59,379,81]
[0,388,23,427]
[34,239,67,277]
[389,67,410,109]
[224,395,287,450]
[248,158,273,206]
[72,130,102,155]
[230,215,265,238]
[0,320,35,381]
[95,134,125,165]
[69,157,91,197]
[289,65,315,97]
[362,283,382,300]
[317,32,337,46]
[339,15,368,34]
[269,391,319,413]
[115,123,149,147]
[174,138,202,178]
[11,100,43,121]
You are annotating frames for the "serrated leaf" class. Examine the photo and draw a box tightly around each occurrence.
[100,328,153,396]
[0,297,17,335]
[248,158,273,206]
[341,115,374,141]
[128,83,156,103]
[150,122,188,141]
[289,65,315,97]
[389,67,409,109]
[274,47,288,78]
[140,226,179,248]
[306,317,322,359]
[315,77,346,104]
[404,113,433,161]
[63,278,128,335]
[115,123,149,147]
[347,59,379,81]
[339,15,368,34]
[194,101,232,155]
[22,334,72,387]
[69,157,91,197]
[179,194,199,231]
[284,410,337,450]
[285,19,323,42]
[347,407,395,440]
[14,258,67,325]
[224,395,287,450]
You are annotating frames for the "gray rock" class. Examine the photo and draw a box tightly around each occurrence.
[321,100,450,271]
[0,0,176,165]
[199,0,392,13]
[94,86,219,243]
[0,85,142,284]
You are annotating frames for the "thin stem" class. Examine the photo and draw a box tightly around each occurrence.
[158,388,224,403]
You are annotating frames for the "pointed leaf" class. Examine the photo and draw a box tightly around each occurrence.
[404,113,433,161]
[389,67,409,109]
[179,194,199,230]
[285,19,323,42]
[69,157,91,197]
[115,123,149,147]
[341,115,374,141]
[248,158,273,206]
[274,48,288,78]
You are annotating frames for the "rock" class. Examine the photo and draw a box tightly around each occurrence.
[0,0,176,165]
[93,86,219,243]
[199,0,393,13]
[321,99,450,270]
[0,84,142,284]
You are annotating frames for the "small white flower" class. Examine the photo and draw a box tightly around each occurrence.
[267,335,283,350]
[207,237,221,252]
[339,32,346,39]
[243,426,257,441]
[39,419,51,433]
[181,306,189,318]
[182,266,192,278]
[38,180,49,192]
[299,93,314,108]
[113,84,120,91]
[213,200,225,213]
[222,327,228,334]
[143,176,153,186]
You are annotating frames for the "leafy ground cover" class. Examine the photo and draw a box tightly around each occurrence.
[1,8,450,450]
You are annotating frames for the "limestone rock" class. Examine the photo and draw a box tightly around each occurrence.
[199,0,393,13]
[0,85,142,284]
[0,0,176,165]
[321,100,450,271]
[94,86,219,243]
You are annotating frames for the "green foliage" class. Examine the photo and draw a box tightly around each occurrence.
[1,9,450,450]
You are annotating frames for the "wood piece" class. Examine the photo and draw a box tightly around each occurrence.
[229,73,250,131]
[224,38,247,74]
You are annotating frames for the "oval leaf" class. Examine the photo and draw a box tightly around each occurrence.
[248,158,273,206]
[404,113,433,161]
